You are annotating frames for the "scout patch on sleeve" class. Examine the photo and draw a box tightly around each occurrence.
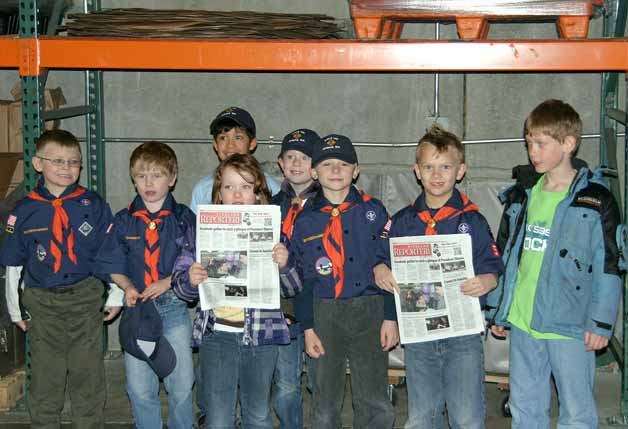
[6,214,16,233]
[491,243,501,257]
[366,210,377,222]
[315,256,332,276]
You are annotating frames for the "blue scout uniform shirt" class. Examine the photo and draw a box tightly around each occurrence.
[389,188,503,307]
[292,185,396,330]
[0,179,114,288]
[96,193,195,292]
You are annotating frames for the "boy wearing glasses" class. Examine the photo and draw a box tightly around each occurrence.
[0,129,121,428]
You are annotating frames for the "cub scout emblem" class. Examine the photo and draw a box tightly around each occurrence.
[292,131,303,140]
[79,221,93,236]
[148,221,157,230]
[427,219,436,229]
[326,138,337,147]
[366,210,376,222]
[331,208,340,217]
[6,214,16,234]
[36,244,47,261]
[315,256,333,276]
[458,222,470,234]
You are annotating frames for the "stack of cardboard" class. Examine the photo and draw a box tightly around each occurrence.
[0,82,66,198]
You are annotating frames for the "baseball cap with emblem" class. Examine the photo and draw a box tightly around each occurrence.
[279,129,320,158]
[311,134,358,167]
[119,299,177,379]
[210,107,256,138]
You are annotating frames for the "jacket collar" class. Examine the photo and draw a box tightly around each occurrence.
[413,188,464,212]
[310,185,361,210]
[129,192,176,215]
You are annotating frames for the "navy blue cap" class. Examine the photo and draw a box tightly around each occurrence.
[210,107,256,138]
[311,134,358,167]
[279,129,320,158]
[119,300,176,379]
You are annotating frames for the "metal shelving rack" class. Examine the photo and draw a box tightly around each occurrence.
[3,0,628,422]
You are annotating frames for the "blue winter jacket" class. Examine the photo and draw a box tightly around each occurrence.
[486,166,624,340]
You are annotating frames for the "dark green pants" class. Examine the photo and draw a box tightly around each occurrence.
[22,277,106,429]
[311,295,395,429]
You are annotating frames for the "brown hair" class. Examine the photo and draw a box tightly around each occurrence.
[129,141,178,177]
[36,129,81,155]
[212,153,271,204]
[416,124,465,164]
[525,99,582,155]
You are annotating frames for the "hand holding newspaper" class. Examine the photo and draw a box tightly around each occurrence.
[196,204,281,310]
[390,234,484,344]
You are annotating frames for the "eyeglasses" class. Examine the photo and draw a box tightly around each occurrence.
[37,156,82,168]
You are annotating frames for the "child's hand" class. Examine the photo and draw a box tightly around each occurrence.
[103,306,122,322]
[584,331,608,351]
[272,243,289,268]
[491,325,508,338]
[374,263,399,294]
[380,320,399,351]
[304,329,326,359]
[125,287,141,307]
[142,278,171,301]
[14,320,28,332]
[189,263,208,287]
[460,273,497,297]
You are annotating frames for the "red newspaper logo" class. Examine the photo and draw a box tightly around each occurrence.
[393,243,432,257]
[199,211,242,225]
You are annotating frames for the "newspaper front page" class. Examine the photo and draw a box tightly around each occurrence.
[196,204,281,310]
[390,234,484,344]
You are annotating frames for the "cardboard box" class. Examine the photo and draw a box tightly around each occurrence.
[0,153,23,198]
[0,101,10,153]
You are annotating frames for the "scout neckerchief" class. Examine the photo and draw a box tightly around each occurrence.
[417,192,478,235]
[132,208,172,288]
[320,190,372,298]
[280,181,319,240]
[27,187,86,273]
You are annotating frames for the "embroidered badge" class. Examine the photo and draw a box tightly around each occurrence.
[458,222,470,234]
[315,256,333,276]
[79,221,93,236]
[80,198,91,206]
[366,210,376,222]
[6,214,16,233]
[36,244,47,262]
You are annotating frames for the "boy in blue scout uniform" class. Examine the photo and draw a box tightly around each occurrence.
[271,128,321,429]
[0,129,121,429]
[487,100,623,427]
[96,141,195,429]
[291,134,398,429]
[374,125,503,428]
[190,106,280,214]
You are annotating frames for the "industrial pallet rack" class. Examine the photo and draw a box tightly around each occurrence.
[2,0,628,422]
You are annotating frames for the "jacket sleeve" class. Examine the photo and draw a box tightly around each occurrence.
[587,194,622,338]
[171,212,199,303]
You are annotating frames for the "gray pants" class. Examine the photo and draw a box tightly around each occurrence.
[23,277,106,429]
[311,295,394,429]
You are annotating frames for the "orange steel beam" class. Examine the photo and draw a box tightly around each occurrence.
[0,36,21,69]
[10,37,628,74]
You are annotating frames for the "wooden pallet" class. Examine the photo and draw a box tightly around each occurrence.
[0,369,25,411]
[350,0,603,40]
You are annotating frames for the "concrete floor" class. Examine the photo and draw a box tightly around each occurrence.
[0,352,624,428]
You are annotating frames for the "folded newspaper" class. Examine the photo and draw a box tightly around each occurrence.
[390,234,484,344]
[196,205,281,310]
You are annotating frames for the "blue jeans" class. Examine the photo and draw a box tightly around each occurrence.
[273,326,304,429]
[405,334,485,429]
[509,326,597,429]
[124,291,194,429]
[199,330,278,429]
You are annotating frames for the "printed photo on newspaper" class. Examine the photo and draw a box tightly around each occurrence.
[196,204,281,310]
[390,234,484,344]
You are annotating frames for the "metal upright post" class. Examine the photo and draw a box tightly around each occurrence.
[19,0,45,192]
[84,0,105,196]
